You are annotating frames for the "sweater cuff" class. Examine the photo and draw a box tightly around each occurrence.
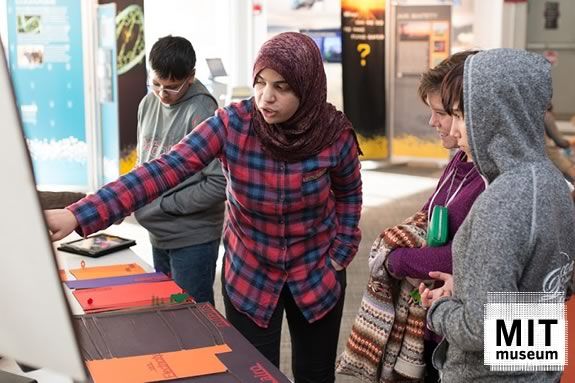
[386,250,403,278]
[329,238,356,268]
[426,295,452,334]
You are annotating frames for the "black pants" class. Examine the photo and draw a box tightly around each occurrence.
[222,270,346,383]
[424,339,440,383]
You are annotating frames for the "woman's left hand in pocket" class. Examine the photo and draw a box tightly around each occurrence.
[331,258,344,271]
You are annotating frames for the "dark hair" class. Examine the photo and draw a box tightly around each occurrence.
[441,60,465,116]
[149,36,196,80]
[417,50,479,105]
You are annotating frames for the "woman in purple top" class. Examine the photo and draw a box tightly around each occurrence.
[385,50,485,383]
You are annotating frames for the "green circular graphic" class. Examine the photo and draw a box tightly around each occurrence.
[116,4,145,75]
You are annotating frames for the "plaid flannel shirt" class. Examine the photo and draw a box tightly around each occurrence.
[69,99,362,327]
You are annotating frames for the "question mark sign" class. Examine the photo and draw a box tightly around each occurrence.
[357,43,371,67]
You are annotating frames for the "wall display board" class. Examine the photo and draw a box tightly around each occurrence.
[341,0,387,159]
[5,0,88,187]
[391,4,451,161]
[99,0,146,176]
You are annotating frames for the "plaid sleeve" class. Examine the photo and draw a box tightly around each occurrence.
[68,109,228,236]
[328,129,362,268]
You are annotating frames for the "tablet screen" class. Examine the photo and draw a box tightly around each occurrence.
[59,234,135,256]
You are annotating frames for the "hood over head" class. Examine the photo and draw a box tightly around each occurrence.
[463,49,552,182]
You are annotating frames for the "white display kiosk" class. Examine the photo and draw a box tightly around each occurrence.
[0,43,86,381]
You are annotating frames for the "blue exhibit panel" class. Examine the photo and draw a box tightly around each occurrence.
[6,0,88,187]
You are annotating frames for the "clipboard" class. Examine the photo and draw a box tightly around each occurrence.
[58,233,136,257]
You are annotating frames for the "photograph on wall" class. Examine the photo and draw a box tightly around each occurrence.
[16,44,44,67]
[17,15,42,34]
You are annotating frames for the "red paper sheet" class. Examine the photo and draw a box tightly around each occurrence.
[73,280,183,312]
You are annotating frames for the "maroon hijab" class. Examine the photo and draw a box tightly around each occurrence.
[252,32,360,162]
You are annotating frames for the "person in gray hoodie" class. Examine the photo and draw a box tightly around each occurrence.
[135,36,226,305]
[422,49,575,382]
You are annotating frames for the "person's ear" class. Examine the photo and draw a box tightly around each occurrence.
[189,68,196,83]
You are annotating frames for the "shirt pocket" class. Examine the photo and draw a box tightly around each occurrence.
[298,168,331,207]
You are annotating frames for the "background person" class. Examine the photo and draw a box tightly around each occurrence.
[135,35,226,305]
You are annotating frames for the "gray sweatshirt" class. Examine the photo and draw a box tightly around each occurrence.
[134,79,226,249]
[428,49,575,382]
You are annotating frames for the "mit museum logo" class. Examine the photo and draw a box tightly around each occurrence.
[484,292,567,372]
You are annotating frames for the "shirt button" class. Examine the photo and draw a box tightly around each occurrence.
[279,217,284,224]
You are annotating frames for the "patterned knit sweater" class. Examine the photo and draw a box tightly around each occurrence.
[337,211,428,382]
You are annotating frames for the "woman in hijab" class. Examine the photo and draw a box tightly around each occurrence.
[45,32,363,383]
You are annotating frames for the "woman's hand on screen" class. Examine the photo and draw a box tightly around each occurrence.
[44,209,78,241]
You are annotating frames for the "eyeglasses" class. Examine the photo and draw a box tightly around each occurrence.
[147,77,189,95]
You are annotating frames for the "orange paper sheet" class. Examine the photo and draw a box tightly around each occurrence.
[86,344,232,383]
[59,269,67,281]
[70,263,146,280]
[73,280,183,312]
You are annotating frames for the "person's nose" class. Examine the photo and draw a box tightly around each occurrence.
[449,119,459,138]
[261,85,276,104]
[429,113,437,127]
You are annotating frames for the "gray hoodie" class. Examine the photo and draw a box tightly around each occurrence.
[134,79,226,249]
[428,49,575,382]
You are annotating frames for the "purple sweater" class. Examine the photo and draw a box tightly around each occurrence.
[387,150,485,279]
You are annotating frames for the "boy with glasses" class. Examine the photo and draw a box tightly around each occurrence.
[135,35,226,305]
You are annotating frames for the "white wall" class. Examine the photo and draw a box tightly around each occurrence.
[501,1,527,49]
[472,0,527,50]
[473,0,504,49]
[143,0,233,84]
[0,0,7,53]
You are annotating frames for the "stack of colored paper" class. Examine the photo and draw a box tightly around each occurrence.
[73,280,183,313]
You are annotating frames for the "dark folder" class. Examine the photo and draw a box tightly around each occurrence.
[74,302,289,382]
